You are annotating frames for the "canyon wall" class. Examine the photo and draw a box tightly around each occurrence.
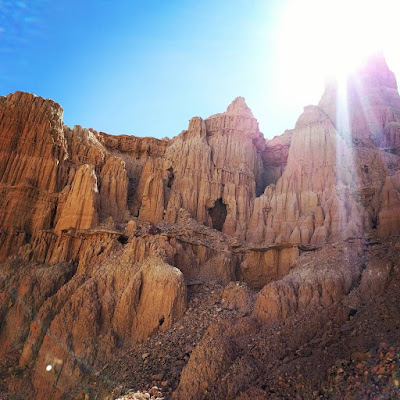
[1,54,400,398]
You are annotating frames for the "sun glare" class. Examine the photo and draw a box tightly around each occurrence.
[274,0,400,105]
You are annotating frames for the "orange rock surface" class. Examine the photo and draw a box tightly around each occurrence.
[1,55,400,399]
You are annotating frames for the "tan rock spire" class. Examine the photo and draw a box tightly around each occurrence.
[226,96,254,117]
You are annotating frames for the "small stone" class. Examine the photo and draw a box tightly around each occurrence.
[111,388,122,398]
[124,220,137,236]
[151,373,164,381]
[377,366,386,375]
[200,381,209,389]
[184,344,193,353]
[149,386,159,395]
[351,351,370,362]
[161,380,168,387]
[142,353,150,360]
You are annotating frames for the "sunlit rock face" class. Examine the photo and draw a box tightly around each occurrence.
[249,54,400,245]
[0,92,291,262]
[0,54,400,398]
[319,53,400,147]
[0,92,67,260]
[162,97,269,239]
[22,254,186,400]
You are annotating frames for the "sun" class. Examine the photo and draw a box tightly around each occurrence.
[273,0,400,105]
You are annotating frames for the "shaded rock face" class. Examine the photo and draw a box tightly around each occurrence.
[208,198,227,231]
[22,255,186,400]
[0,55,400,399]
[238,245,299,289]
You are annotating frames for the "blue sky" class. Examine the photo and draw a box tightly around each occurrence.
[2,1,399,139]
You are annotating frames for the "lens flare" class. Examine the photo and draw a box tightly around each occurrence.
[275,0,400,106]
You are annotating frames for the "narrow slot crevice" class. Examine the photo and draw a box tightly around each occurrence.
[208,198,227,231]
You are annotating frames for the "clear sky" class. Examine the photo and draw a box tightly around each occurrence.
[1,0,400,139]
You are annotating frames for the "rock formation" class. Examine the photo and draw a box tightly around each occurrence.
[1,54,400,399]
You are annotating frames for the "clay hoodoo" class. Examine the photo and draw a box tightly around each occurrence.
[248,54,400,245]
[0,54,400,399]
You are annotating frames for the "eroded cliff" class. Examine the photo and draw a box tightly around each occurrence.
[1,54,400,399]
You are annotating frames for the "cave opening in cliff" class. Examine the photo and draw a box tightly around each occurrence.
[117,235,129,245]
[164,167,175,208]
[256,168,271,197]
[167,167,174,188]
[208,198,227,231]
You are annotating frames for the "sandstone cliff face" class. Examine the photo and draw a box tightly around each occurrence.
[54,164,99,234]
[238,245,299,289]
[21,254,186,400]
[0,92,67,191]
[319,53,400,147]
[3,58,399,263]
[0,92,67,260]
[174,240,400,400]
[248,105,363,244]
[1,55,400,399]
[137,97,272,239]
[377,170,400,237]
[0,259,75,359]
[248,54,400,246]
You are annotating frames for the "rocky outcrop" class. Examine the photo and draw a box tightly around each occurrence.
[0,92,67,191]
[175,240,400,400]
[247,105,360,244]
[19,250,186,399]
[263,129,292,186]
[248,55,400,246]
[174,318,259,400]
[0,259,75,359]
[0,92,67,260]
[319,53,400,146]
[3,56,400,263]
[54,164,99,234]
[221,281,254,314]
[161,98,269,239]
[377,171,400,237]
[238,245,299,289]
[1,54,400,399]
[253,243,364,322]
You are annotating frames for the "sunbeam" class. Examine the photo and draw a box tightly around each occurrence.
[275,0,400,111]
